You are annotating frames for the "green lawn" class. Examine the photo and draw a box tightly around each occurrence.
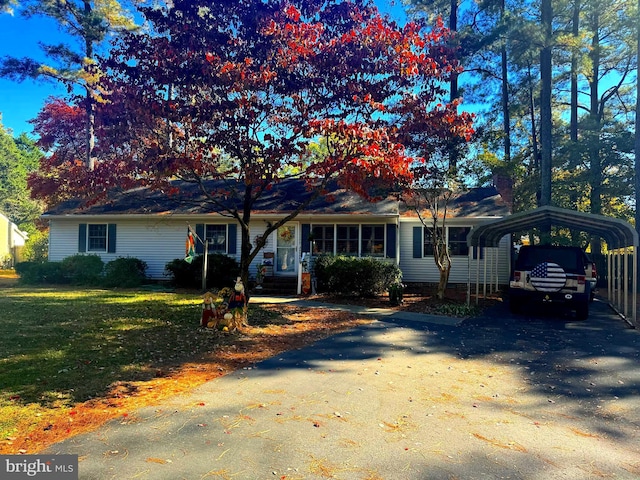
[0,286,277,442]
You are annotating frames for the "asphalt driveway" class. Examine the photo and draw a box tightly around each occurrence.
[45,298,640,479]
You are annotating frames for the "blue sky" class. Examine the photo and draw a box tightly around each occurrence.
[0,1,408,137]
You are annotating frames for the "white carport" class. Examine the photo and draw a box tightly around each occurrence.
[467,206,639,328]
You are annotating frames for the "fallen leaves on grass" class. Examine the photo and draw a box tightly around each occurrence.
[1,305,371,455]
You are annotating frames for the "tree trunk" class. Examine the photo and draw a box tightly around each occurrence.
[84,0,95,171]
[570,0,580,161]
[434,237,451,300]
[500,0,511,165]
[528,62,540,175]
[634,0,639,289]
[636,0,640,230]
[85,87,95,171]
[588,12,603,255]
[588,12,602,216]
[239,184,254,296]
[539,0,553,208]
[448,0,459,173]
[239,222,252,292]
[569,0,581,241]
[437,264,451,300]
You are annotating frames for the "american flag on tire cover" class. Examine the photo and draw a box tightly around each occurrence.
[530,262,567,292]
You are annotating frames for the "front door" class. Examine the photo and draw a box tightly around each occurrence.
[276,224,297,275]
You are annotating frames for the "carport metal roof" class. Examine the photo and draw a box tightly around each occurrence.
[466,205,638,328]
[468,205,638,249]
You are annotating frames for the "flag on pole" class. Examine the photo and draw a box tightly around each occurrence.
[185,229,196,264]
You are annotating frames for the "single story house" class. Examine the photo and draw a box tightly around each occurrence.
[42,179,512,288]
[1,212,28,268]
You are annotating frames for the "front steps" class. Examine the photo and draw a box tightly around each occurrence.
[254,275,297,296]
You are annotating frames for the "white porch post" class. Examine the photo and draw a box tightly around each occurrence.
[202,240,209,291]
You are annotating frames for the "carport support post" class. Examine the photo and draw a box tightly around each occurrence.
[613,251,617,306]
[476,246,481,305]
[483,247,488,300]
[607,252,612,302]
[494,247,499,294]
[633,247,637,327]
[617,251,622,308]
[623,248,628,319]
[468,249,473,304]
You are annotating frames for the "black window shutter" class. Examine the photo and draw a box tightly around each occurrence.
[227,223,237,254]
[412,226,422,258]
[107,224,117,253]
[78,224,87,253]
[195,224,205,254]
[301,224,311,253]
[386,224,396,259]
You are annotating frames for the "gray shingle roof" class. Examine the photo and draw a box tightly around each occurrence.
[398,187,510,219]
[43,180,507,219]
[43,178,399,217]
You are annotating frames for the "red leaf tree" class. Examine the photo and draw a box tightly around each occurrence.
[30,0,473,288]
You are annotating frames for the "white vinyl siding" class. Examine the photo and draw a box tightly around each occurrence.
[47,215,510,284]
[398,220,511,284]
[49,218,241,280]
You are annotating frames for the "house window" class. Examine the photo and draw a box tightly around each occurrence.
[336,225,358,256]
[311,225,334,254]
[423,226,471,257]
[206,225,227,253]
[88,224,107,252]
[361,225,385,256]
[423,228,436,257]
[448,227,471,256]
[310,223,391,258]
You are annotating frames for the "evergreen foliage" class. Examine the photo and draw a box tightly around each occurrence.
[313,255,402,298]
[0,123,42,229]
[165,254,240,290]
[103,257,147,288]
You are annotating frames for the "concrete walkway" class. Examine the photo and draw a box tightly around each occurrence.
[44,298,640,479]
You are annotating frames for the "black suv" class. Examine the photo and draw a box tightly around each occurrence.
[509,245,591,319]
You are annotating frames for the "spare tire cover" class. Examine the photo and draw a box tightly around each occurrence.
[530,262,567,292]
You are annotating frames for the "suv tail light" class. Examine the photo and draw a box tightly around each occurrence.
[577,275,586,285]
[513,271,521,281]
[592,262,597,278]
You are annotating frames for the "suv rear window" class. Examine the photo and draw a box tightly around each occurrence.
[515,246,585,273]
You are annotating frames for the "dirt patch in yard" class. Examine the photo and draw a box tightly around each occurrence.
[308,288,504,316]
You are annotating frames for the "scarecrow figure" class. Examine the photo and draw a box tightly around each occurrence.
[226,277,248,330]
[201,291,218,328]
